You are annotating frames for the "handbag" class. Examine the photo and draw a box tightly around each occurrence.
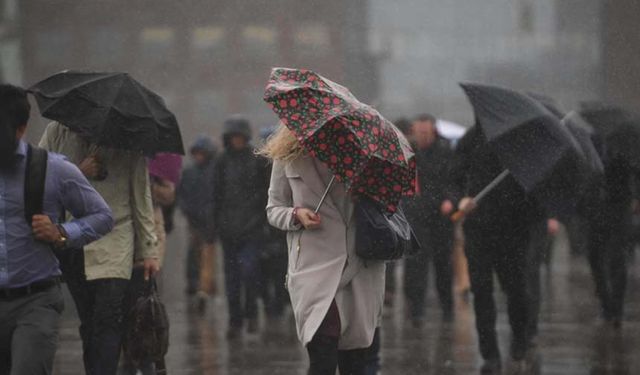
[355,196,420,261]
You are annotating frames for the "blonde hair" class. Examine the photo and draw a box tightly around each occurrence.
[257,123,304,161]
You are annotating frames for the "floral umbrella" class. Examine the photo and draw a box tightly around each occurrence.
[264,67,416,212]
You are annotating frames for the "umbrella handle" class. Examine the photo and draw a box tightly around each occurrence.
[450,210,466,223]
[449,169,510,223]
[314,176,336,214]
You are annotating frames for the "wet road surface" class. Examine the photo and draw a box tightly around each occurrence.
[52,219,640,374]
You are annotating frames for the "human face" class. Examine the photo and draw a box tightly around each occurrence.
[191,150,208,165]
[229,134,248,150]
[411,120,437,150]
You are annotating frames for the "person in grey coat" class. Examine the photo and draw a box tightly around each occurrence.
[261,124,385,375]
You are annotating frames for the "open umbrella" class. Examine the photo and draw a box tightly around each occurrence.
[561,111,604,176]
[579,103,640,170]
[29,70,184,156]
[453,82,589,220]
[264,68,416,212]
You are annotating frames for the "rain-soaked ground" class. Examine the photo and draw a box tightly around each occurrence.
[52,218,640,375]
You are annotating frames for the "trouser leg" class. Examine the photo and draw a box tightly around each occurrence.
[465,237,500,360]
[222,240,243,328]
[238,241,261,321]
[337,346,369,375]
[186,227,203,294]
[526,221,546,338]
[494,237,529,360]
[587,226,611,318]
[88,278,128,375]
[429,221,454,315]
[403,249,429,320]
[363,328,381,375]
[307,335,339,375]
[608,225,631,319]
[0,286,64,375]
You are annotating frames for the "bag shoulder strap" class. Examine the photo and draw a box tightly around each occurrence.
[24,145,49,225]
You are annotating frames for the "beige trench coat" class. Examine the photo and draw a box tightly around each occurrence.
[266,156,385,350]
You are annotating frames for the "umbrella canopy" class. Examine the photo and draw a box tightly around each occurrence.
[460,82,588,217]
[561,111,604,176]
[527,92,565,119]
[579,103,640,170]
[436,119,467,140]
[29,71,184,156]
[264,68,416,212]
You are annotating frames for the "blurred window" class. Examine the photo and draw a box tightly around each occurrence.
[191,26,226,61]
[294,24,330,57]
[241,25,277,60]
[34,30,73,66]
[88,27,127,66]
[140,27,175,59]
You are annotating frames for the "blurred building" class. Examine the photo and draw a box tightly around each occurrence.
[19,0,378,143]
[370,0,604,124]
[0,0,22,84]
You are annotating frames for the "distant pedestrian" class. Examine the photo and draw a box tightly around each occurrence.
[214,115,270,338]
[0,84,113,375]
[403,114,458,325]
[40,122,159,375]
[177,137,217,311]
[262,124,385,375]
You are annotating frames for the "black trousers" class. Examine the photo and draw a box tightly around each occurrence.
[404,217,454,318]
[221,238,261,328]
[59,250,129,375]
[0,284,64,375]
[260,254,288,317]
[526,220,554,339]
[307,329,380,375]
[587,213,632,320]
[464,228,529,360]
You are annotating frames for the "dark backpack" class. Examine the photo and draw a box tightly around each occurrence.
[123,278,170,374]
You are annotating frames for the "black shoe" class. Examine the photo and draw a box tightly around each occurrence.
[247,318,259,334]
[196,291,207,314]
[480,357,502,374]
[227,326,241,340]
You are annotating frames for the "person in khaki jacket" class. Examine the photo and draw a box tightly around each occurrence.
[39,121,159,375]
[261,125,385,375]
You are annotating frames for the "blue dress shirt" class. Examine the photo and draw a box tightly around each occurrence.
[0,140,113,288]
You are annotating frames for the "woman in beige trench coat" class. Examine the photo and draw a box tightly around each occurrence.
[262,125,385,375]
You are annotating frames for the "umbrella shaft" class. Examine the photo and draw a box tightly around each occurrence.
[315,176,336,214]
[474,169,510,204]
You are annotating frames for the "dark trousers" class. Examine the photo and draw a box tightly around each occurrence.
[221,238,261,327]
[587,215,632,320]
[526,220,553,338]
[60,251,129,375]
[404,218,454,318]
[307,302,378,375]
[0,284,64,375]
[260,254,288,317]
[464,229,529,360]
[186,226,206,294]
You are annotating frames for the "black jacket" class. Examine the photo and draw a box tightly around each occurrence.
[451,126,543,235]
[213,147,270,241]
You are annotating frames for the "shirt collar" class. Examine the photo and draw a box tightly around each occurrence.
[15,140,28,158]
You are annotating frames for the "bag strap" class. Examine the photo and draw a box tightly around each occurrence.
[24,145,49,226]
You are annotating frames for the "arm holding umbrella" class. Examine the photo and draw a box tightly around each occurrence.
[452,169,510,222]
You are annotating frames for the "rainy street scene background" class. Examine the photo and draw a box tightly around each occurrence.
[2,1,640,374]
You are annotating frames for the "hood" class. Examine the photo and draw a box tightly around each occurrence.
[190,136,217,157]
[222,115,252,147]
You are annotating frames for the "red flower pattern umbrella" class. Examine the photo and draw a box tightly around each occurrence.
[264,67,416,212]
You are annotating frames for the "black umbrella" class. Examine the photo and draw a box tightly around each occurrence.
[579,103,640,170]
[29,71,184,156]
[455,82,588,220]
[561,111,604,176]
[527,92,565,120]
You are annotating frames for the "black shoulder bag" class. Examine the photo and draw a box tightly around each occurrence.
[355,197,420,261]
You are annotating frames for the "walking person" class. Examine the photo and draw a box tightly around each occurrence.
[39,122,159,375]
[402,114,458,325]
[453,126,543,372]
[177,137,217,310]
[262,124,386,375]
[0,84,113,375]
[214,115,270,338]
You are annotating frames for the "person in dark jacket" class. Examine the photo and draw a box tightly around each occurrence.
[453,126,543,372]
[214,115,270,338]
[403,114,459,325]
[583,132,639,328]
[177,136,217,308]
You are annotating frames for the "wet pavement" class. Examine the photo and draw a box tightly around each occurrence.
[52,219,640,374]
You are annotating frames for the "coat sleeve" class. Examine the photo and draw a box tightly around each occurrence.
[266,159,301,231]
[130,155,159,261]
[38,122,61,151]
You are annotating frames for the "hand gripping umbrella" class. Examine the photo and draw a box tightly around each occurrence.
[453,83,591,221]
[29,70,184,156]
[264,68,416,212]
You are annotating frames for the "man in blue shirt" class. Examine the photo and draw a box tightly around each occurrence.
[0,84,113,374]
